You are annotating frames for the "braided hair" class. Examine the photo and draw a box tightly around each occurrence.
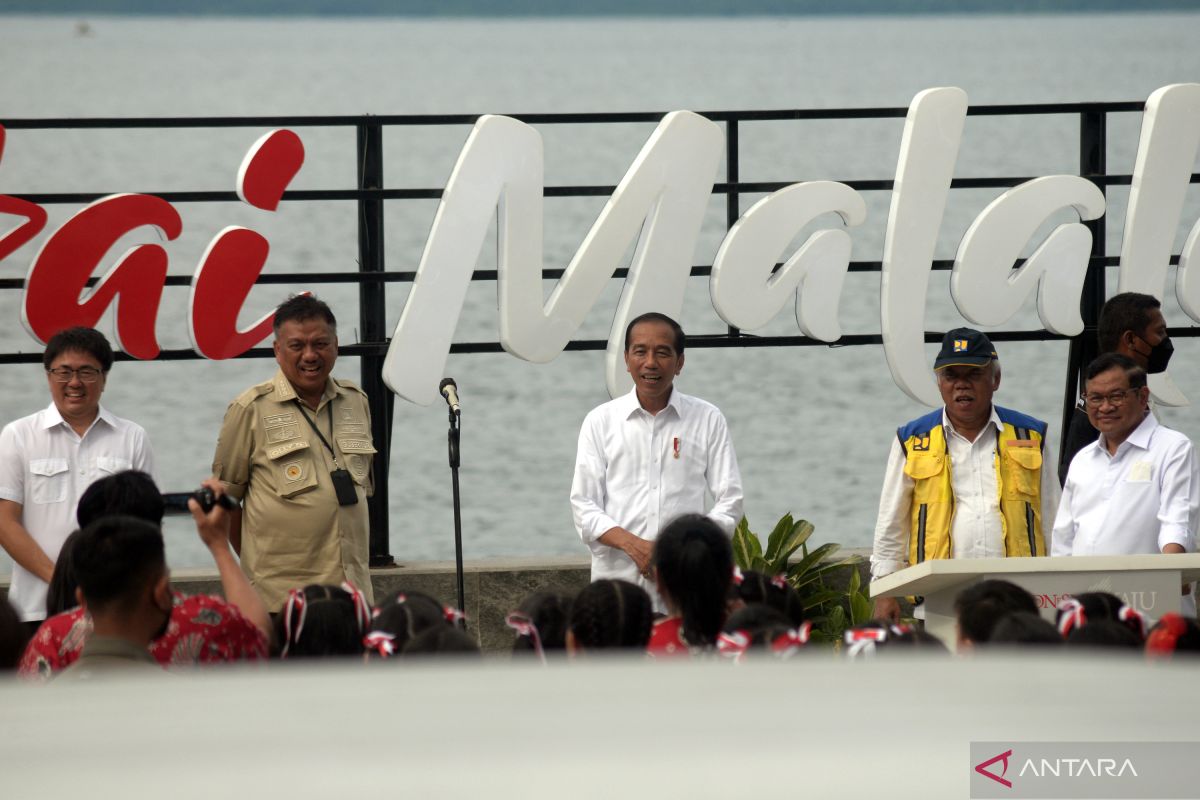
[363,589,452,659]
[568,579,653,651]
[510,591,570,656]
[1055,591,1147,644]
[276,583,371,659]
[731,569,807,627]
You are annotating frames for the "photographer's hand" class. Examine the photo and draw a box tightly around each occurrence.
[190,478,272,642]
[188,478,231,552]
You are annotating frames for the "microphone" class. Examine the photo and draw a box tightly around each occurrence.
[439,377,461,415]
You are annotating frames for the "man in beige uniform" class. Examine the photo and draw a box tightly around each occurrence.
[212,294,376,612]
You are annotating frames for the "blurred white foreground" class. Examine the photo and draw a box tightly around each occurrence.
[0,652,1192,798]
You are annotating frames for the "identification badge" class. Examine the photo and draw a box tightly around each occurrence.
[330,468,359,506]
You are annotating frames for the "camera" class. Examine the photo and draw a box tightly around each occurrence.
[192,486,237,513]
[161,487,239,516]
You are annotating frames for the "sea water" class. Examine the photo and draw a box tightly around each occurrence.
[0,12,1198,571]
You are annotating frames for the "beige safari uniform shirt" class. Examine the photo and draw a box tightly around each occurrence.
[213,369,376,612]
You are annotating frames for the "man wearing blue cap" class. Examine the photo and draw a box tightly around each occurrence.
[871,328,1061,622]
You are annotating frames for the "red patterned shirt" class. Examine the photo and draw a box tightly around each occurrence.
[19,592,268,679]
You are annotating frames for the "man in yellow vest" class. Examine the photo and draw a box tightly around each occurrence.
[871,328,1060,622]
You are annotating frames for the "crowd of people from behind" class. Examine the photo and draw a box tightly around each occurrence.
[0,291,1198,680]
[2,502,1199,678]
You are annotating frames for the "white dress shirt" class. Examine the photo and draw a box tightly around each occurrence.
[0,403,154,621]
[570,387,743,604]
[1053,413,1198,557]
[872,407,1060,580]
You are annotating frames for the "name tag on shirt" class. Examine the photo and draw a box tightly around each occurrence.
[1128,461,1154,482]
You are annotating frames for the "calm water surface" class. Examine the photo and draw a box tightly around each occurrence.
[0,13,1198,570]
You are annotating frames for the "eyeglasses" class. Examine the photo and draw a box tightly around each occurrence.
[1084,388,1140,409]
[46,366,103,383]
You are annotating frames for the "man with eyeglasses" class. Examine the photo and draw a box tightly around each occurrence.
[0,327,153,631]
[1052,354,1198,591]
[872,328,1060,623]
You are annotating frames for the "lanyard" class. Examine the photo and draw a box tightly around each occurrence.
[294,399,341,468]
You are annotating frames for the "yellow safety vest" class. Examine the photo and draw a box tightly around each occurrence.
[898,406,1047,565]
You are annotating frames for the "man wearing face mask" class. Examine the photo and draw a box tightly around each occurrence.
[1058,293,1174,482]
[57,515,173,677]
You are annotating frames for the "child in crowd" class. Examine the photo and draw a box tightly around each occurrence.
[1145,613,1200,659]
[647,514,734,657]
[718,603,811,661]
[507,591,570,662]
[1055,592,1147,647]
[843,621,947,658]
[566,579,653,654]
[403,626,481,657]
[987,612,1063,647]
[729,569,806,627]
[954,579,1039,650]
[20,472,269,678]
[0,598,25,670]
[362,589,453,660]
[277,583,372,659]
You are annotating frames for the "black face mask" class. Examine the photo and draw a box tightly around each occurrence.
[1141,335,1174,374]
[151,591,173,642]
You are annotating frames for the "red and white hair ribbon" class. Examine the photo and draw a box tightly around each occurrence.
[1146,613,1188,657]
[341,581,372,634]
[1056,598,1086,637]
[363,631,396,658]
[280,588,308,659]
[505,612,546,664]
[1118,604,1146,638]
[731,566,745,586]
[717,630,751,662]
[770,574,789,590]
[444,606,466,625]
[771,622,812,658]
[844,626,888,659]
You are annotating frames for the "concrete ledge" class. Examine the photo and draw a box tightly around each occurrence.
[4,549,873,652]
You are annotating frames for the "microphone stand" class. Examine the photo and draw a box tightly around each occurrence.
[446,403,466,630]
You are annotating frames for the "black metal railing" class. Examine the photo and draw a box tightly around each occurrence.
[2,101,1198,565]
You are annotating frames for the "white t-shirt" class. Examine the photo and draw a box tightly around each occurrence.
[0,403,154,621]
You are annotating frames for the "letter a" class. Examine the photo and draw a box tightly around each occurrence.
[23,194,181,358]
[710,181,865,340]
[952,175,1105,336]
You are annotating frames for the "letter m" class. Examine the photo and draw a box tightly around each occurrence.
[382,112,723,404]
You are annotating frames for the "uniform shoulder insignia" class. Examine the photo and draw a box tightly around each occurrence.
[334,377,367,396]
[233,379,276,407]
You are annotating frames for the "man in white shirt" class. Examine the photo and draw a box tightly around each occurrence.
[872,328,1060,622]
[0,327,154,627]
[1053,354,1198,569]
[570,313,743,608]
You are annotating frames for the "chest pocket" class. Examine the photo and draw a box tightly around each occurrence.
[29,458,69,504]
[337,438,376,486]
[1002,446,1042,498]
[266,440,319,499]
[904,452,945,503]
[95,456,132,475]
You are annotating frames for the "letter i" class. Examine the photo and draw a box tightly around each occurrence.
[189,130,305,359]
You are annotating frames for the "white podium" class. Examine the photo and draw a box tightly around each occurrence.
[869,554,1200,651]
